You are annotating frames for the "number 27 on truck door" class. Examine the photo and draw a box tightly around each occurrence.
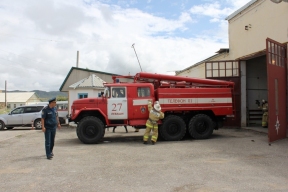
[112,103,122,111]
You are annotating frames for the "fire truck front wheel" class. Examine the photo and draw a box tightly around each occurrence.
[160,115,186,141]
[188,114,214,139]
[77,116,105,144]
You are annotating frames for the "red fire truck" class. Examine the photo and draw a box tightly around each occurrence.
[69,72,235,144]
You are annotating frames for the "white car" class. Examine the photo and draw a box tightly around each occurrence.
[0,105,45,130]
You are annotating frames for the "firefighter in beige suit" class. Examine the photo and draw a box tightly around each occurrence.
[258,99,268,128]
[143,101,164,145]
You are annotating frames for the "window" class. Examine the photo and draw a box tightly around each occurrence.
[11,107,24,115]
[24,107,38,113]
[56,104,68,110]
[78,93,88,99]
[112,88,126,98]
[7,104,10,109]
[267,42,285,67]
[14,104,16,108]
[37,106,45,112]
[205,61,239,77]
[137,87,150,97]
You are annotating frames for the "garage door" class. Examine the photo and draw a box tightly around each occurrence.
[266,38,287,142]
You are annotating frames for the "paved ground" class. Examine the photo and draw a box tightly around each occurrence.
[0,126,288,192]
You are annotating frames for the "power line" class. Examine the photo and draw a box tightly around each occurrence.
[0,33,62,43]
[0,49,49,65]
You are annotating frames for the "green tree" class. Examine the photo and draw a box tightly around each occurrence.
[57,96,68,101]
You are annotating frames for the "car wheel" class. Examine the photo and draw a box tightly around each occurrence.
[34,119,42,129]
[0,121,5,130]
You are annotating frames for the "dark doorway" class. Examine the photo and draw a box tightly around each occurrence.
[246,56,267,127]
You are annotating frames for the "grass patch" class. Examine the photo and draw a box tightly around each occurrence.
[0,107,11,114]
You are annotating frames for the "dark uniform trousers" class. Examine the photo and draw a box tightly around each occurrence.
[42,105,58,158]
[44,127,56,158]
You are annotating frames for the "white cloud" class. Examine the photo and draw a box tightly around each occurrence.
[0,0,246,91]
[190,2,233,19]
[189,0,251,21]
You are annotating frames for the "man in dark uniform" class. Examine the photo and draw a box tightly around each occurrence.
[41,97,61,160]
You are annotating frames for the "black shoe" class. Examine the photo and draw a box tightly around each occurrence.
[143,141,148,144]
[47,156,52,160]
[151,141,155,145]
[51,153,54,157]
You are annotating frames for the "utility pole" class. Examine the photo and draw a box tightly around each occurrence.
[76,51,79,68]
[131,43,142,72]
[5,80,7,110]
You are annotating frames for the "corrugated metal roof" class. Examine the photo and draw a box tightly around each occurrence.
[59,67,121,91]
[69,74,106,89]
[225,0,258,21]
[0,92,36,102]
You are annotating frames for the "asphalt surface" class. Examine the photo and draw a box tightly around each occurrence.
[0,126,288,192]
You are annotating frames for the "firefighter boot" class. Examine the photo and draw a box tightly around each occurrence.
[143,141,148,144]
[151,141,155,145]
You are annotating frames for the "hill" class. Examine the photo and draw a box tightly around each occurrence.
[4,90,68,101]
[32,90,68,100]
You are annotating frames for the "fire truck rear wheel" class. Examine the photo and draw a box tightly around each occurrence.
[188,114,214,139]
[160,115,186,141]
[77,116,105,144]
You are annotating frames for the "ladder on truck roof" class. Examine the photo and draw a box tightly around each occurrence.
[111,72,234,88]
[133,72,234,89]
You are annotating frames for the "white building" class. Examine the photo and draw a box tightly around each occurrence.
[68,74,106,112]
[0,92,41,109]
[60,67,126,114]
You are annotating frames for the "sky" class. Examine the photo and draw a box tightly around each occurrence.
[0,0,251,91]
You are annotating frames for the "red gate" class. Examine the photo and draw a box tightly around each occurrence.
[266,38,287,142]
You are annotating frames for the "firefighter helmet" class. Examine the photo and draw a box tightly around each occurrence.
[154,101,161,111]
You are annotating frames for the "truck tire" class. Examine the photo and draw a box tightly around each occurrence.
[77,116,105,144]
[188,114,214,139]
[59,117,65,125]
[160,115,186,141]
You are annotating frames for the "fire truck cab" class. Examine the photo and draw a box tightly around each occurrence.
[69,72,235,144]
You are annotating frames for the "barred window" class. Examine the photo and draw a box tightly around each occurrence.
[206,61,239,77]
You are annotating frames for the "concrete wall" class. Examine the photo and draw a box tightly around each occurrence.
[240,61,247,127]
[177,63,206,78]
[228,0,288,60]
[176,52,230,78]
